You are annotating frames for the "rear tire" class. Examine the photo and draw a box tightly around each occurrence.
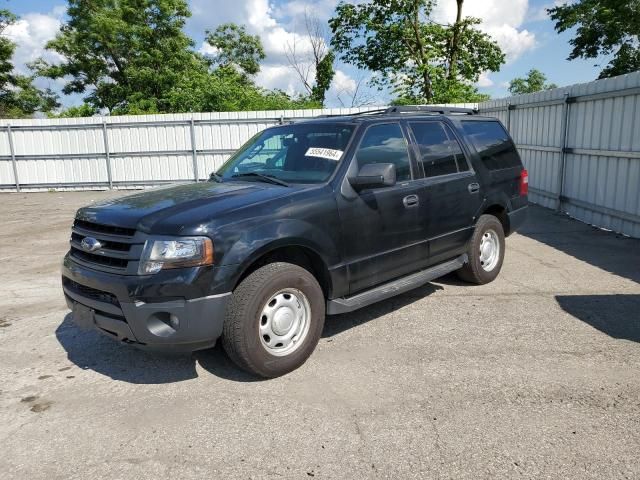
[457,214,505,285]
[222,262,325,378]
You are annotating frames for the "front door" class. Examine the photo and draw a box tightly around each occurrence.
[336,122,428,294]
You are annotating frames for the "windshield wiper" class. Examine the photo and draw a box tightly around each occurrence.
[231,172,290,187]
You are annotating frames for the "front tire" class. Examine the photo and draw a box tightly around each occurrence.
[222,262,325,378]
[457,214,505,285]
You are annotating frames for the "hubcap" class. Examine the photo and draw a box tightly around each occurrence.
[259,289,311,356]
[479,229,500,272]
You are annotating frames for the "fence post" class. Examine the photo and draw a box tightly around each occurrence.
[190,118,199,182]
[7,125,19,192]
[102,120,113,189]
[557,93,572,212]
[506,103,512,133]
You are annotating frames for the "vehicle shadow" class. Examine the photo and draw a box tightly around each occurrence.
[519,205,640,283]
[556,294,640,342]
[55,313,259,384]
[322,283,443,338]
[56,283,444,384]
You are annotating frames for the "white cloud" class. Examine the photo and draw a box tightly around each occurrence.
[477,72,494,88]
[483,25,537,61]
[4,11,64,74]
[332,70,357,94]
[198,42,219,56]
[255,64,299,95]
[432,0,536,62]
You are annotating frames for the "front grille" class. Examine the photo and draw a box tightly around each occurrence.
[62,277,119,306]
[74,219,136,237]
[71,232,130,252]
[70,249,129,269]
[69,219,143,273]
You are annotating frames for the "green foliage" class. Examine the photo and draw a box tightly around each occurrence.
[205,23,265,76]
[50,103,98,118]
[34,1,316,115]
[34,0,206,114]
[508,69,558,95]
[311,50,335,104]
[0,10,59,118]
[329,0,504,104]
[548,0,640,79]
[166,66,320,113]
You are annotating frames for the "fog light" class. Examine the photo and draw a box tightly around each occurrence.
[146,312,180,338]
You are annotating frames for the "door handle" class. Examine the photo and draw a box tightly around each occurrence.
[403,194,419,208]
[468,183,480,194]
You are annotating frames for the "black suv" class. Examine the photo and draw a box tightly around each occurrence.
[62,106,528,377]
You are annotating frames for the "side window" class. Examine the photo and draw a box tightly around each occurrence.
[409,122,468,178]
[461,121,521,170]
[355,123,411,181]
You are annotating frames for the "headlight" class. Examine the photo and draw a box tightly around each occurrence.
[139,236,214,274]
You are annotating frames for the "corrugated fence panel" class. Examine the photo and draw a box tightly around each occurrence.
[479,71,640,238]
[1,93,636,237]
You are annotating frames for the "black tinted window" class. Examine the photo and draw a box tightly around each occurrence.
[461,121,521,170]
[356,123,411,181]
[409,122,468,177]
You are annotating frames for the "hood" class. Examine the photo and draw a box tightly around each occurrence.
[76,181,295,232]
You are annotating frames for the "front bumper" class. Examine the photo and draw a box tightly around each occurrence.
[62,255,231,351]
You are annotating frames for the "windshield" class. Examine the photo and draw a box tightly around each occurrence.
[216,123,355,184]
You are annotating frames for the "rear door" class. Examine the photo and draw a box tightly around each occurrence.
[459,120,526,210]
[407,121,483,265]
[336,122,428,294]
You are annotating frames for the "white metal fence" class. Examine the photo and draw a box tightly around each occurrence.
[478,71,640,238]
[0,107,389,191]
[0,78,639,238]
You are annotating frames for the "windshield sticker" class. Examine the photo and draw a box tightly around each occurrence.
[305,147,343,161]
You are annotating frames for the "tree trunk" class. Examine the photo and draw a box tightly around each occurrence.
[447,0,464,81]
[410,0,433,102]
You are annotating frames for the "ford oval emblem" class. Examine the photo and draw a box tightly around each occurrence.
[80,237,102,252]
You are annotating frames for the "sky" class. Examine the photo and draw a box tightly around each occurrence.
[2,0,607,109]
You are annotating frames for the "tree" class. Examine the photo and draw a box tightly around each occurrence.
[285,11,336,106]
[50,104,98,118]
[0,10,58,118]
[165,65,319,113]
[329,0,504,104]
[205,23,265,76]
[34,0,210,114]
[549,0,640,79]
[508,69,558,95]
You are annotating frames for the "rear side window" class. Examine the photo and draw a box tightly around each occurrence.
[355,123,411,181]
[409,122,469,178]
[461,121,521,170]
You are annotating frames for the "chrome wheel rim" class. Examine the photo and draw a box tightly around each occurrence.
[259,289,311,356]
[479,229,500,272]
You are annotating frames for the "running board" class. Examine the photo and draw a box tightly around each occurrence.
[326,254,468,315]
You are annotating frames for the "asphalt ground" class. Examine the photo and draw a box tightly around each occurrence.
[1,190,639,479]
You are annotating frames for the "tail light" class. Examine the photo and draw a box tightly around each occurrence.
[519,169,529,196]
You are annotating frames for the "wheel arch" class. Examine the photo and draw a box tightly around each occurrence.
[232,242,333,299]
[482,203,511,236]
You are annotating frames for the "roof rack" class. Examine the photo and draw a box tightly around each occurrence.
[383,105,478,115]
[314,105,478,119]
[316,108,388,118]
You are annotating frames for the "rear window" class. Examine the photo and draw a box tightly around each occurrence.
[461,121,521,170]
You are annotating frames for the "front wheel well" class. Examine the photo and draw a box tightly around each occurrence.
[234,245,331,298]
[482,204,510,235]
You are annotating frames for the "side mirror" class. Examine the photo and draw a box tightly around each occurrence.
[349,163,396,190]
